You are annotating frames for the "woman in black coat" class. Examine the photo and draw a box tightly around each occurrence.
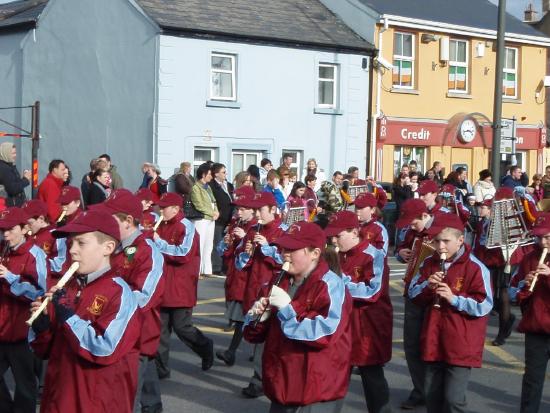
[0,142,31,207]
[87,169,111,205]
[392,172,413,215]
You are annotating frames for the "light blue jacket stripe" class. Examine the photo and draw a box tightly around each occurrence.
[373,221,389,256]
[508,267,523,303]
[49,238,67,273]
[155,218,195,257]
[216,238,228,256]
[407,257,432,299]
[133,239,165,308]
[450,255,493,317]
[65,277,138,357]
[277,271,345,342]
[260,245,283,265]
[344,244,384,300]
[28,328,36,344]
[5,246,47,300]
[236,251,251,271]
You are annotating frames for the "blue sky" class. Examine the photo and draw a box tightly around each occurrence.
[0,0,543,21]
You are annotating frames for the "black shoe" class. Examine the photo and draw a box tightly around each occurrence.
[400,397,424,410]
[492,314,516,346]
[202,340,214,371]
[216,349,236,366]
[157,369,170,380]
[142,403,163,413]
[242,383,264,398]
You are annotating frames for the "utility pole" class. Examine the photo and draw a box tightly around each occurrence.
[491,0,506,188]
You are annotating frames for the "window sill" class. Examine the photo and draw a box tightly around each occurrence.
[314,108,343,115]
[502,98,522,104]
[390,88,419,95]
[446,92,472,99]
[206,100,241,109]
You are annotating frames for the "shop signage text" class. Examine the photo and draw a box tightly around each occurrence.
[401,128,430,141]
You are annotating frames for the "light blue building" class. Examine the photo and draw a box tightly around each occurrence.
[0,0,375,189]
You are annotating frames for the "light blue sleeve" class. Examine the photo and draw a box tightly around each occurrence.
[132,240,165,308]
[344,245,385,300]
[65,278,138,357]
[449,256,493,317]
[4,246,47,301]
[277,272,345,342]
[236,251,251,271]
[260,245,283,265]
[508,267,524,303]
[155,218,195,256]
[49,238,67,273]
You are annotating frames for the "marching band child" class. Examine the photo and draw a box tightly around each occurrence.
[509,212,550,413]
[29,209,141,412]
[244,221,352,412]
[0,208,48,412]
[325,211,392,413]
[101,189,165,413]
[153,193,214,377]
[408,214,492,413]
[354,192,389,255]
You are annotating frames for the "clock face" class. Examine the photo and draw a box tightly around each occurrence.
[459,119,476,143]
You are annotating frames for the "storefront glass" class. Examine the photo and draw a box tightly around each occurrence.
[393,146,426,176]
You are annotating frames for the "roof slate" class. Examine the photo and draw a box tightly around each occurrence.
[136,0,374,52]
[0,0,46,29]
[360,0,547,38]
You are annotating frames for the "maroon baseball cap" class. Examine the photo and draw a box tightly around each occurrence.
[250,192,277,208]
[273,221,325,251]
[354,192,377,209]
[396,199,429,229]
[439,184,456,197]
[324,210,359,237]
[101,189,143,220]
[418,180,439,196]
[0,207,31,229]
[57,186,81,205]
[233,190,256,208]
[135,188,154,202]
[494,187,514,200]
[52,210,121,241]
[531,212,550,236]
[22,200,48,219]
[426,213,465,236]
[480,198,493,208]
[157,192,184,208]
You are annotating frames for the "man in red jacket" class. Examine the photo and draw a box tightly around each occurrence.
[153,192,214,378]
[37,160,68,222]
[244,221,352,412]
[0,207,47,413]
[29,209,141,413]
[408,214,492,413]
[325,211,392,413]
[101,189,165,413]
[509,212,550,413]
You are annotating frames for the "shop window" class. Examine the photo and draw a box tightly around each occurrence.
[448,39,468,93]
[393,32,414,88]
[503,47,518,99]
[193,147,218,175]
[393,146,426,177]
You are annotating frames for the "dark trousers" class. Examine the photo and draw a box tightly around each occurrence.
[155,307,211,377]
[424,362,470,413]
[357,365,392,413]
[134,356,162,412]
[0,341,37,413]
[403,296,426,402]
[212,223,225,274]
[521,333,550,413]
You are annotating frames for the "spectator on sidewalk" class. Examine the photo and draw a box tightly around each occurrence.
[529,174,544,203]
[501,166,523,189]
[259,158,272,185]
[173,161,195,198]
[98,153,124,189]
[473,169,496,203]
[87,168,112,206]
[0,142,31,207]
[38,159,68,221]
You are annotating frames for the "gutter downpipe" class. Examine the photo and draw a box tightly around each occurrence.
[372,17,389,179]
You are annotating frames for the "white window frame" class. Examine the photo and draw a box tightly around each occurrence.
[503,47,519,99]
[193,147,218,175]
[317,63,338,108]
[210,52,237,101]
[448,39,468,93]
[281,150,303,180]
[231,150,263,177]
[392,32,415,89]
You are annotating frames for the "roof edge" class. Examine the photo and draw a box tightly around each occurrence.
[0,19,36,33]
[381,14,550,46]
[160,26,377,55]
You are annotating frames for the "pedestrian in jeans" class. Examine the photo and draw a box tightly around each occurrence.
[191,163,219,276]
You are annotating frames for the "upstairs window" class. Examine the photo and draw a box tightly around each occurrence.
[211,53,236,101]
[393,32,414,88]
[503,47,518,99]
[449,39,468,92]
[318,63,338,108]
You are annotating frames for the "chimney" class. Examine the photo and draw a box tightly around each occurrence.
[524,3,538,22]
[544,0,550,14]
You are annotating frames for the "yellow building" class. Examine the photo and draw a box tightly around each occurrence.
[321,0,550,184]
